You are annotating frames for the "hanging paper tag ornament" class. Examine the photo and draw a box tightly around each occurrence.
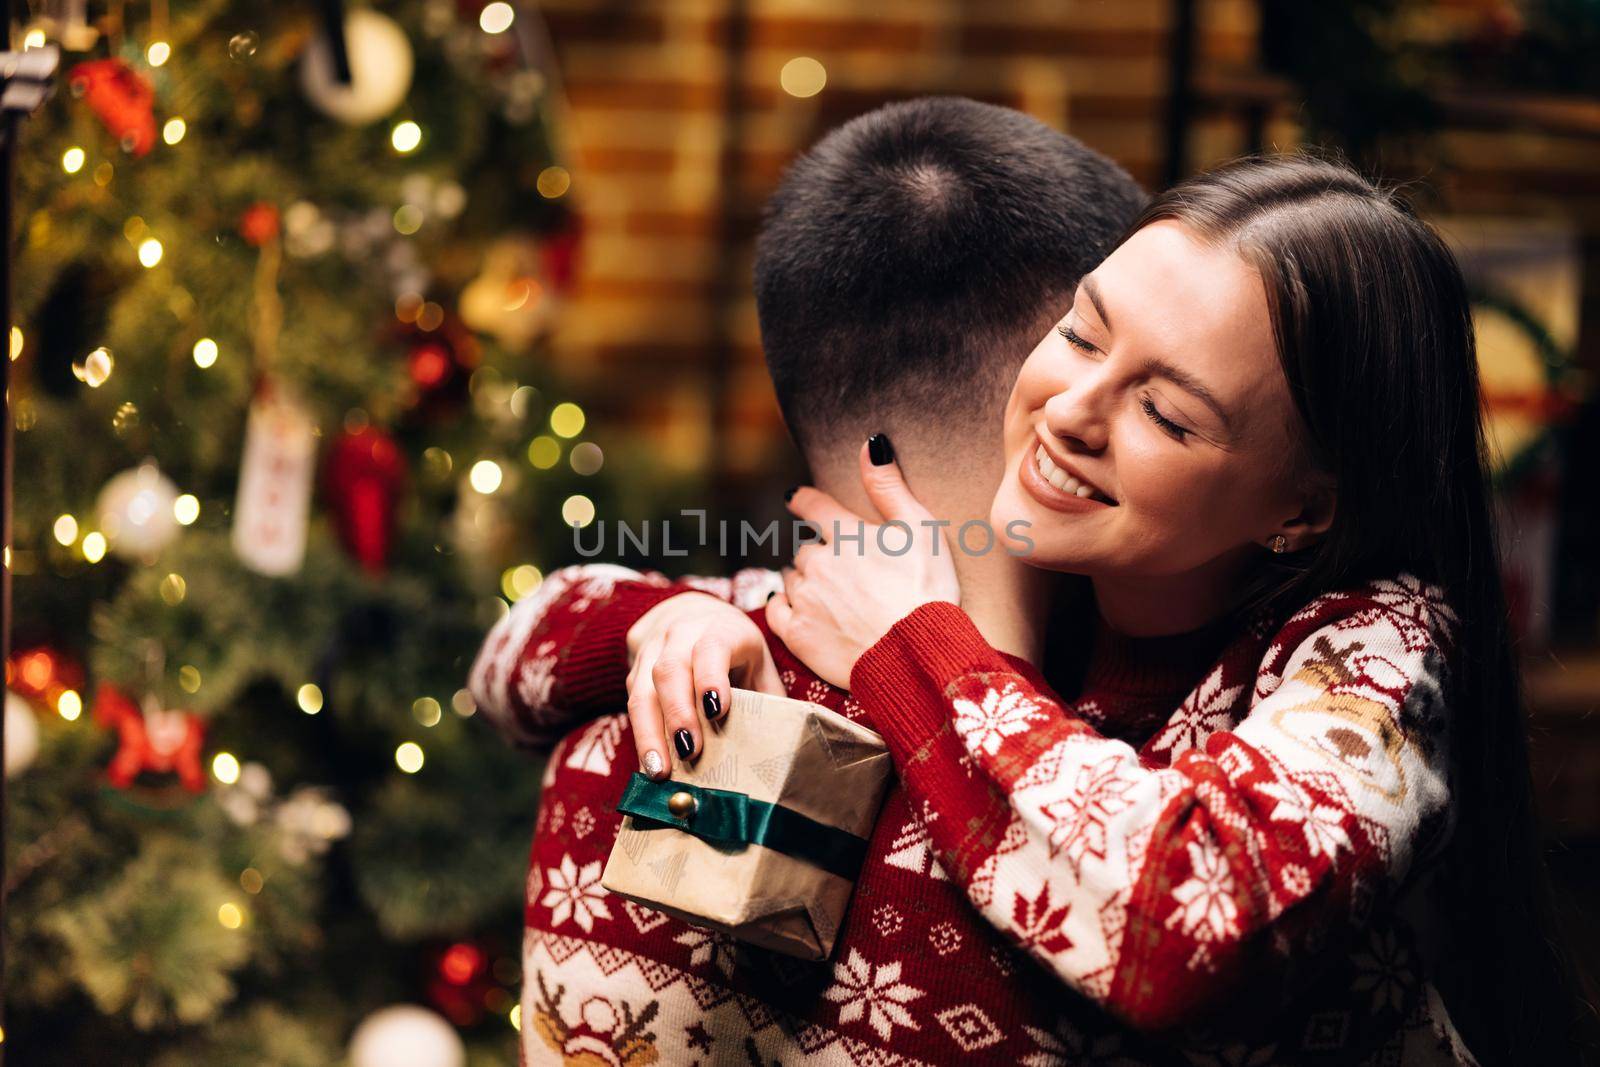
[233,381,317,576]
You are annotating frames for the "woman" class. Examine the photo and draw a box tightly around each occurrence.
[474,157,1588,1064]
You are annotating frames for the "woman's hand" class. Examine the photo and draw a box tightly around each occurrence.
[767,437,960,688]
[624,593,785,779]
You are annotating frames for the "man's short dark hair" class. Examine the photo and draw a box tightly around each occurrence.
[754,96,1147,455]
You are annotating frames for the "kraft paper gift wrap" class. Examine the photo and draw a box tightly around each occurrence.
[600,688,894,961]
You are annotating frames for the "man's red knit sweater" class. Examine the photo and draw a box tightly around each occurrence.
[470,565,1478,1066]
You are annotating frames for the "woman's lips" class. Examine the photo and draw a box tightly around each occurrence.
[1018,443,1116,514]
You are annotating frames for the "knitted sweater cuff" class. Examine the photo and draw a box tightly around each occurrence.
[556,583,699,710]
[851,600,1002,760]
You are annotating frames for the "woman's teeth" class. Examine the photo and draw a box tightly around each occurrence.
[1035,446,1111,504]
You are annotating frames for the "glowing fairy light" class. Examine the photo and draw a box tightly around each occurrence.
[391,121,422,153]
[480,2,515,33]
[468,459,503,494]
[549,402,585,438]
[212,752,241,784]
[57,689,83,721]
[395,742,424,774]
[80,531,107,562]
[561,494,595,528]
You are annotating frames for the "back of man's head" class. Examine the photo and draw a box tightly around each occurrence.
[754,97,1146,466]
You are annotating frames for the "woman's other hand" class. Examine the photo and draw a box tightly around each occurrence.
[624,593,785,779]
[767,436,960,688]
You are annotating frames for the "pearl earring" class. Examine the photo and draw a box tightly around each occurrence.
[1269,535,1288,554]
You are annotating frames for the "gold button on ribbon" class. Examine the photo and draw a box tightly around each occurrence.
[667,791,697,819]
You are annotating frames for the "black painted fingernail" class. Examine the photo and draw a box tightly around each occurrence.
[784,485,800,503]
[868,433,895,466]
[702,689,722,720]
[766,589,778,603]
[673,729,695,759]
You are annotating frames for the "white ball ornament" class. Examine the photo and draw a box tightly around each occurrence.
[5,693,40,778]
[347,1005,464,1067]
[300,9,414,125]
[96,461,181,560]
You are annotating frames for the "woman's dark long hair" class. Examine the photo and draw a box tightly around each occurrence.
[1119,155,1593,1065]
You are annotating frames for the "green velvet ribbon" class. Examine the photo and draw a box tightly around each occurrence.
[615,772,869,881]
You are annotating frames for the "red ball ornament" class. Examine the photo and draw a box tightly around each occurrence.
[426,940,495,1027]
[68,59,157,158]
[92,684,208,793]
[391,311,478,422]
[7,646,85,708]
[324,427,408,572]
[408,341,454,391]
[238,202,281,247]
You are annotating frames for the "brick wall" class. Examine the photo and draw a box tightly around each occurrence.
[537,0,1258,484]
[534,0,1599,491]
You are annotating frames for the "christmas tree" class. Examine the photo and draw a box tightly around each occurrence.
[5,2,631,1062]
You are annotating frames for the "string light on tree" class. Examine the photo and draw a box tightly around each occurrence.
[80,532,107,563]
[468,459,503,494]
[61,147,85,173]
[174,494,201,525]
[192,338,217,368]
[163,118,185,144]
[391,120,422,154]
[57,689,83,721]
[72,346,113,387]
[9,325,21,360]
[479,3,515,34]
[535,166,569,199]
[138,237,163,267]
[297,683,323,715]
[561,494,595,528]
[53,514,79,546]
[549,402,584,438]
[412,697,442,727]
[212,752,241,784]
[395,742,424,774]
[146,41,171,67]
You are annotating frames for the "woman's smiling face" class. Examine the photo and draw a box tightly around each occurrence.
[992,219,1326,578]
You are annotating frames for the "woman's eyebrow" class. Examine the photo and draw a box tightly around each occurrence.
[1142,357,1235,433]
[1082,276,1112,331]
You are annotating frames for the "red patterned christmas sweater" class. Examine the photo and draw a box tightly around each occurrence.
[469,564,1480,1066]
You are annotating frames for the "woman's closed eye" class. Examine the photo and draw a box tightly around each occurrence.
[1140,396,1189,441]
[1057,322,1096,353]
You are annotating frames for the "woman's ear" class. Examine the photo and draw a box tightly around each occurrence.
[1278,481,1337,546]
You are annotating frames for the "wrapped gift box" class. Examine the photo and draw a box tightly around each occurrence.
[600,688,893,960]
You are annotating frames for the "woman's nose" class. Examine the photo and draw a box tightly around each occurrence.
[1042,371,1111,452]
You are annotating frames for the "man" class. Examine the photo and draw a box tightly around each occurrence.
[471,97,1147,1064]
